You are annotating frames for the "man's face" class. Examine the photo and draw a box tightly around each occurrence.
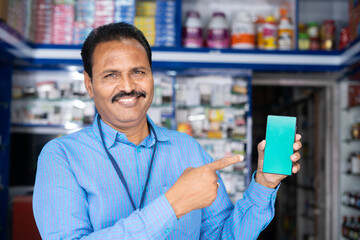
[84,39,154,130]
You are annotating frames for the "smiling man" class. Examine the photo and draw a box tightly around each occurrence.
[33,22,302,240]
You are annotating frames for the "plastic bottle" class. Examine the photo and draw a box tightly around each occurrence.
[182,10,204,48]
[230,11,255,49]
[207,12,230,49]
[278,16,293,50]
[262,15,277,50]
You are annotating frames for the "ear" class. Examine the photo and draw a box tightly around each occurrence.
[84,71,94,98]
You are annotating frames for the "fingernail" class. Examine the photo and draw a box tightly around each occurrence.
[239,155,244,161]
[295,143,299,148]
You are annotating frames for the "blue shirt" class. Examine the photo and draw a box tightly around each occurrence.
[33,114,279,240]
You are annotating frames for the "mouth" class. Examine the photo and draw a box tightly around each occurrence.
[115,96,137,104]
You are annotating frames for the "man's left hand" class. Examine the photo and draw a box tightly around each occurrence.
[255,134,302,188]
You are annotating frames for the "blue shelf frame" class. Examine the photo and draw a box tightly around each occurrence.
[1,18,360,72]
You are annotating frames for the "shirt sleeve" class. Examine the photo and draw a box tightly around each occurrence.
[200,171,280,240]
[33,142,178,240]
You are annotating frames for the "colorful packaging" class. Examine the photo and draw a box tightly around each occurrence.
[278,17,293,50]
[320,20,336,50]
[207,12,230,49]
[155,0,176,47]
[262,15,277,50]
[255,16,265,49]
[231,11,255,49]
[298,33,310,50]
[182,10,203,48]
[307,22,320,50]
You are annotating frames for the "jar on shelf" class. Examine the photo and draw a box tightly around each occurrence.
[320,20,336,50]
[231,11,255,49]
[298,33,310,50]
[262,15,277,50]
[307,22,320,50]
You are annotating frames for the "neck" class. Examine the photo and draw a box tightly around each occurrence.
[101,116,150,145]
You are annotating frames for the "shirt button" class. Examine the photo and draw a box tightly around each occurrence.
[119,135,124,140]
[137,147,141,153]
[165,228,171,234]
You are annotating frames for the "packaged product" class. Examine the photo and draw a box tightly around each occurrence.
[339,27,350,50]
[182,10,203,48]
[262,15,277,50]
[320,19,336,50]
[231,11,255,49]
[207,12,230,49]
[278,16,293,50]
[255,16,265,49]
[307,22,320,50]
[298,33,310,50]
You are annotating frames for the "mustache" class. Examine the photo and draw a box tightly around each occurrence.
[111,90,147,103]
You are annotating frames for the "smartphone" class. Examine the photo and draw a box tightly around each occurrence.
[263,115,297,175]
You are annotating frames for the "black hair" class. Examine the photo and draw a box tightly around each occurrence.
[81,22,152,79]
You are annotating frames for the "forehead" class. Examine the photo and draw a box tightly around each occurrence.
[92,39,149,66]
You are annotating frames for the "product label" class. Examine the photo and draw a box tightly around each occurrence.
[231,33,255,47]
[183,27,203,48]
[207,29,230,48]
[262,25,277,49]
[278,29,292,50]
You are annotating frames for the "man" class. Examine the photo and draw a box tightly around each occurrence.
[33,22,302,239]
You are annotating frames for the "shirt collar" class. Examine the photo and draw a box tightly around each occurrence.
[92,113,169,149]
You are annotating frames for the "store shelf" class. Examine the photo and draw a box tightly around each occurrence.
[1,20,360,71]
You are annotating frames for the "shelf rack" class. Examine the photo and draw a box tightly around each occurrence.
[1,20,360,71]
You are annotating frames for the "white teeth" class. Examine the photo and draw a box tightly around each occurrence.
[117,97,135,103]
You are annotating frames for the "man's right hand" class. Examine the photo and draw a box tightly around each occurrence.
[165,155,244,219]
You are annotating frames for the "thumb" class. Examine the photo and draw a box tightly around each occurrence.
[257,140,266,170]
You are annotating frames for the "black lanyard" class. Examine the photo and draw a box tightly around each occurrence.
[97,115,158,210]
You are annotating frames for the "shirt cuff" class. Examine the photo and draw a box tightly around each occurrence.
[141,194,178,238]
[244,171,280,208]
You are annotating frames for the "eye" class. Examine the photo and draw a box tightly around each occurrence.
[104,73,116,78]
[134,70,145,74]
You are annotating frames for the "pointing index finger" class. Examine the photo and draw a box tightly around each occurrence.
[206,155,244,171]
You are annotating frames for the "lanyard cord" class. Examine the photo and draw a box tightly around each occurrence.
[97,115,158,210]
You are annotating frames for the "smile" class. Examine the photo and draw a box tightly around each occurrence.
[116,97,136,103]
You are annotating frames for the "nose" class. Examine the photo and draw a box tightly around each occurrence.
[118,75,135,93]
